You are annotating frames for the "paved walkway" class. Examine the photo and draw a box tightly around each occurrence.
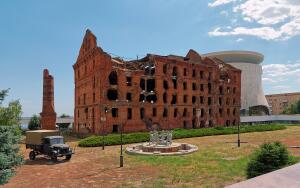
[226,163,300,188]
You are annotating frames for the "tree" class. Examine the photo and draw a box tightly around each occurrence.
[282,100,300,114]
[60,113,70,118]
[0,89,23,185]
[28,115,40,130]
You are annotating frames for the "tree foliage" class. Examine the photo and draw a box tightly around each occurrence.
[282,100,300,114]
[0,89,23,185]
[28,115,40,130]
[246,142,290,178]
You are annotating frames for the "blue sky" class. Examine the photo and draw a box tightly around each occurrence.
[0,0,299,117]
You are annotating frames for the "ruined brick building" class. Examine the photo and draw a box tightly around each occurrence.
[73,30,241,134]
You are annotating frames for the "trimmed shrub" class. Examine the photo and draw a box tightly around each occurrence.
[246,141,294,178]
[79,124,286,147]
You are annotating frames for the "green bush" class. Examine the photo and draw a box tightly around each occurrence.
[28,114,40,130]
[246,142,295,178]
[0,126,24,184]
[79,124,286,147]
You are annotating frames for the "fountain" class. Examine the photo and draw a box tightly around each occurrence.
[126,130,198,156]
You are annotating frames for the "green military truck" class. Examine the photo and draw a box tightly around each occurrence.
[25,130,73,161]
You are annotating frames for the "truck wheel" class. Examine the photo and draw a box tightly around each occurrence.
[66,154,72,160]
[29,151,36,160]
[51,153,57,161]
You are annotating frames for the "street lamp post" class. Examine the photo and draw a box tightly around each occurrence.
[237,123,240,147]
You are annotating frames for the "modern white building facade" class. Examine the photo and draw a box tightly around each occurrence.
[204,51,269,116]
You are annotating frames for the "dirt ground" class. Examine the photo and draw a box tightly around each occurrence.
[2,126,300,188]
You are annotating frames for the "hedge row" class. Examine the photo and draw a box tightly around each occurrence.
[78,124,286,147]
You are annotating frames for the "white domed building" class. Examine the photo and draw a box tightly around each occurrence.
[204,51,269,116]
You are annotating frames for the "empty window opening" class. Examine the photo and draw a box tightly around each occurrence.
[219,97,222,105]
[109,71,118,85]
[93,92,95,103]
[200,71,204,79]
[183,95,188,103]
[163,108,168,117]
[139,94,145,102]
[112,108,118,117]
[93,77,96,88]
[78,96,81,105]
[232,120,236,126]
[233,87,236,94]
[183,82,187,90]
[192,96,196,104]
[163,80,169,90]
[127,108,132,119]
[184,121,188,129]
[209,109,212,116]
[200,96,204,104]
[226,98,230,105]
[140,79,145,90]
[107,89,118,100]
[219,108,223,117]
[112,124,119,133]
[140,108,145,119]
[163,92,167,103]
[153,108,157,117]
[183,108,188,117]
[192,83,197,90]
[227,87,230,94]
[146,94,157,103]
[126,93,132,101]
[201,109,205,118]
[172,66,177,77]
[200,121,205,128]
[208,97,212,105]
[192,69,196,77]
[192,119,196,129]
[174,108,178,118]
[193,108,196,116]
[219,86,223,94]
[233,108,236,115]
[77,110,80,118]
[150,67,155,75]
[163,64,167,74]
[208,72,212,81]
[209,120,213,127]
[233,98,236,105]
[172,79,177,89]
[200,84,204,91]
[126,77,132,86]
[226,120,230,127]
[83,93,86,105]
[184,68,187,76]
[208,83,212,94]
[171,94,177,104]
[146,79,155,92]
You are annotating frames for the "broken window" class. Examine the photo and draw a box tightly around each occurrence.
[126,93,132,101]
[226,120,230,126]
[163,92,167,103]
[163,64,167,74]
[184,68,187,76]
[150,67,155,75]
[174,108,178,118]
[140,79,145,90]
[226,98,230,105]
[112,108,118,117]
[219,97,222,105]
[183,95,188,103]
[171,94,177,104]
[232,120,236,126]
[128,108,132,119]
[208,72,212,81]
[140,108,145,119]
[227,87,230,94]
[208,83,212,94]
[172,78,177,89]
[183,82,187,90]
[126,77,132,86]
[146,79,155,92]
[208,97,212,105]
[146,94,157,103]
[192,69,196,77]
[219,108,223,117]
[233,87,236,94]
[200,121,205,128]
[107,89,118,100]
[209,108,212,116]
[192,83,197,90]
[227,108,230,116]
[93,92,95,103]
[78,69,80,79]
[183,108,188,117]
[112,125,119,133]
[200,84,204,91]
[163,108,168,117]
[192,96,196,104]
[77,109,80,118]
[193,108,196,116]
[233,98,236,105]
[153,108,157,117]
[200,96,204,104]
[172,66,177,77]
[233,108,236,115]
[201,109,205,118]
[109,71,118,85]
[83,93,86,105]
[209,120,213,127]
[93,76,96,88]
[139,94,145,102]
[163,80,169,90]
[184,121,188,129]
[200,71,204,79]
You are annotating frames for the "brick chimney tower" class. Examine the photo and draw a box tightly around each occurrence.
[40,69,56,130]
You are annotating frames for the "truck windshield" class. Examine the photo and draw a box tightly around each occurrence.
[50,138,64,145]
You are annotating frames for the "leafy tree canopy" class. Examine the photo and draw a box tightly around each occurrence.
[28,114,40,130]
[282,100,300,114]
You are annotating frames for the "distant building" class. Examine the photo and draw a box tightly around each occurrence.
[266,92,300,115]
[73,30,241,134]
[204,51,269,116]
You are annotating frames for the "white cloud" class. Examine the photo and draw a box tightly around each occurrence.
[208,0,237,7]
[208,0,300,40]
